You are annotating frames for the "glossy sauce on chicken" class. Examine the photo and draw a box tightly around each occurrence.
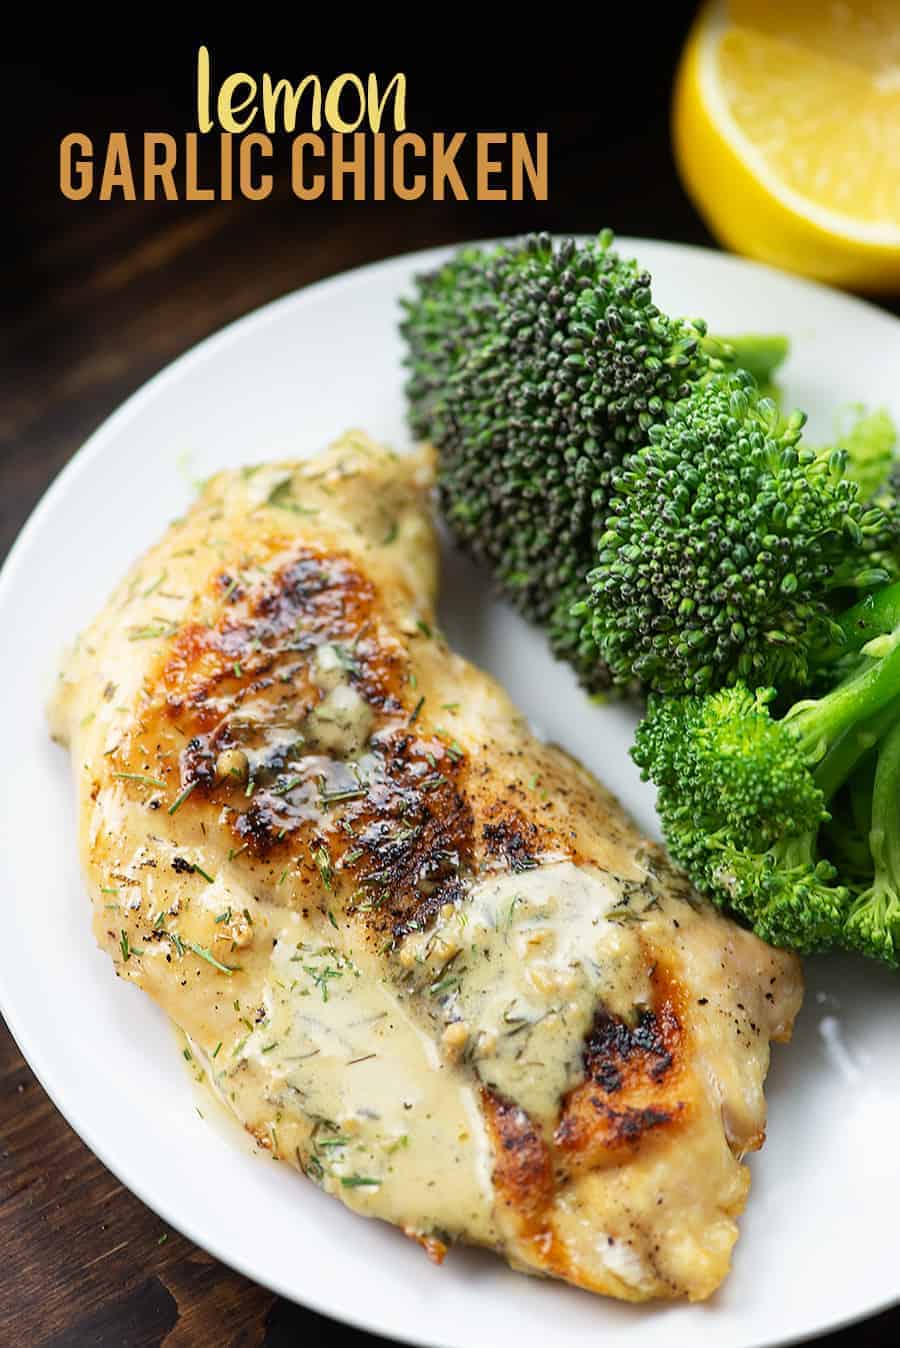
[50,433,803,1301]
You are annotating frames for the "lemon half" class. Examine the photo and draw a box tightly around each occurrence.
[674,0,900,291]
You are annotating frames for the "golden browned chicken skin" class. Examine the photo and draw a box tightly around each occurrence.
[50,432,803,1302]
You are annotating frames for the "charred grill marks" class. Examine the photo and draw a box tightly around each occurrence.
[585,1005,676,1094]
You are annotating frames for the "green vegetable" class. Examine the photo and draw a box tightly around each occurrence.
[844,715,900,965]
[821,404,897,502]
[814,407,900,585]
[400,231,716,685]
[715,333,789,401]
[584,371,888,694]
[633,644,900,958]
[820,754,876,888]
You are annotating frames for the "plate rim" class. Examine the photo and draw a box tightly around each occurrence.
[2,235,900,1348]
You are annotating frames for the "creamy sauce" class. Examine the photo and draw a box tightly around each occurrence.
[175,1026,266,1158]
[204,908,496,1242]
[304,642,374,756]
[398,862,653,1131]
[53,441,805,1301]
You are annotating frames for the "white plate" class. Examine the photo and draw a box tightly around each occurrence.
[2,239,899,1348]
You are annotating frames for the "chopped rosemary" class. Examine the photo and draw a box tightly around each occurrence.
[113,772,166,789]
[302,960,344,1002]
[119,930,142,961]
[429,974,460,997]
[318,782,367,807]
[142,570,168,597]
[324,643,360,677]
[127,623,177,641]
[266,479,318,515]
[166,930,186,958]
[305,1154,325,1181]
[408,695,425,726]
[168,780,197,815]
[313,846,333,890]
[188,942,239,974]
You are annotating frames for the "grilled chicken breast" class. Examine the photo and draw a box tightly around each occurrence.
[50,432,802,1302]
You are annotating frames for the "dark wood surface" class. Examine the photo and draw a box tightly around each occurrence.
[3,38,900,1347]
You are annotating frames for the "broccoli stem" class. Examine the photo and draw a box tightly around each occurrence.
[844,713,900,964]
[868,714,900,889]
[787,633,900,764]
[711,334,790,388]
[812,700,900,800]
[776,701,900,885]
[819,579,900,663]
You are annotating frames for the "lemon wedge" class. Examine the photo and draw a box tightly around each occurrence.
[674,0,900,290]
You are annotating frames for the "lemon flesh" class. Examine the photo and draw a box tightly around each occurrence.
[674,0,900,291]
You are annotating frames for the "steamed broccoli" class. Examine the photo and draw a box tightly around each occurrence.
[633,639,900,960]
[822,405,898,502]
[400,229,900,967]
[400,231,716,683]
[818,407,900,582]
[844,715,900,965]
[704,706,895,954]
[583,371,889,695]
[810,577,900,680]
[714,835,850,955]
[820,754,876,887]
[715,333,789,402]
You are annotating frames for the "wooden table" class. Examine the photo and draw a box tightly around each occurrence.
[3,41,900,1346]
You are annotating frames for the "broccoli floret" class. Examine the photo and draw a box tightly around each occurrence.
[632,686,827,876]
[716,333,789,402]
[584,371,888,694]
[715,834,850,955]
[400,231,715,684]
[843,715,900,966]
[633,645,900,952]
[823,405,898,501]
[816,407,900,582]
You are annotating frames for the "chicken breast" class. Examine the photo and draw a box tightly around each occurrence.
[50,432,802,1302]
